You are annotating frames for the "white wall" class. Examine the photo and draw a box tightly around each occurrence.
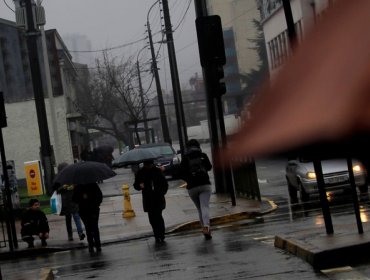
[2,96,74,179]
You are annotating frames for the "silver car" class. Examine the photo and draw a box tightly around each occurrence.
[286,158,368,203]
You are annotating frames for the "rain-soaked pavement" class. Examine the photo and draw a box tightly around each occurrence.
[3,156,370,279]
[1,221,327,279]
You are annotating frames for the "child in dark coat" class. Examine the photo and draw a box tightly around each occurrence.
[21,198,49,248]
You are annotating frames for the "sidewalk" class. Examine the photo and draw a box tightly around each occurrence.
[275,218,370,269]
[0,174,275,260]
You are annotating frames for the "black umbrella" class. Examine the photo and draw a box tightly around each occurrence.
[53,161,116,185]
[115,148,159,166]
[93,145,114,154]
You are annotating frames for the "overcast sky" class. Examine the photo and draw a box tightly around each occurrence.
[0,0,202,91]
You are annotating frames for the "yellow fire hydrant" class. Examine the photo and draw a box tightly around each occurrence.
[122,184,136,218]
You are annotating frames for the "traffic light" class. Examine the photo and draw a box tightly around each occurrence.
[0,92,7,128]
[196,15,226,68]
[208,65,226,98]
[196,15,227,98]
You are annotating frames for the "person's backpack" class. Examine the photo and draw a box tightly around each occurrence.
[188,155,208,182]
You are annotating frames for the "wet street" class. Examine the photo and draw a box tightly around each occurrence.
[2,220,327,279]
[3,156,370,279]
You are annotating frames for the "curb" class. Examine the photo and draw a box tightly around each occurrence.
[1,197,278,261]
[168,197,277,233]
[40,268,54,280]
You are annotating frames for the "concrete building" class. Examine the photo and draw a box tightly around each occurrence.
[257,0,331,77]
[206,0,261,114]
[0,18,87,179]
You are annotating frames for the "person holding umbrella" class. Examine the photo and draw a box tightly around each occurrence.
[73,183,103,253]
[54,162,85,242]
[53,161,116,253]
[134,160,168,244]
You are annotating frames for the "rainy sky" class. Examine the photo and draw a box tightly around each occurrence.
[0,0,201,90]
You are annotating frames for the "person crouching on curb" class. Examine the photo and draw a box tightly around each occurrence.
[180,139,213,240]
[134,160,168,244]
[21,198,49,248]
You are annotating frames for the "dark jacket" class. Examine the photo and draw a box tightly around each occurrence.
[133,166,168,212]
[56,184,78,215]
[21,208,49,237]
[180,147,212,189]
[72,183,103,214]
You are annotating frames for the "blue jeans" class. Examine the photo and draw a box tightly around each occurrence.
[65,212,84,237]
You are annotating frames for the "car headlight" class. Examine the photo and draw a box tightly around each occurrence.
[173,156,180,164]
[353,164,363,173]
[306,171,316,179]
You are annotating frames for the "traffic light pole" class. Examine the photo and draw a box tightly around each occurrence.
[194,2,223,193]
[194,1,235,201]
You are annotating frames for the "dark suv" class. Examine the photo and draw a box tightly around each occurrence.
[133,143,181,179]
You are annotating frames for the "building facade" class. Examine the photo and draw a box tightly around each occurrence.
[206,0,261,114]
[0,18,87,178]
[257,0,331,77]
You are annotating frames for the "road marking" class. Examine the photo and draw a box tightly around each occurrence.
[253,235,275,241]
[258,178,268,183]
[321,266,370,279]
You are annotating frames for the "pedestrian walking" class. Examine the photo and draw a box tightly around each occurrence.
[72,183,103,253]
[55,163,85,242]
[133,160,168,244]
[180,139,213,239]
[21,198,49,248]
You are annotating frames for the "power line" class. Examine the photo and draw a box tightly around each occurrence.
[3,0,14,13]
[68,37,147,53]
[172,0,192,32]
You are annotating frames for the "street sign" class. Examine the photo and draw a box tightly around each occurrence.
[24,160,44,196]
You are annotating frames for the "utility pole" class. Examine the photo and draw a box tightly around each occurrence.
[20,0,55,194]
[147,7,171,144]
[37,0,60,166]
[136,49,150,144]
[161,0,187,154]
[282,0,297,47]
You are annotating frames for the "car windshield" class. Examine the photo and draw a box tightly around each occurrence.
[142,146,174,156]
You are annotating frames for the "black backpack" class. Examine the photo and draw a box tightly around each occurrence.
[188,156,208,181]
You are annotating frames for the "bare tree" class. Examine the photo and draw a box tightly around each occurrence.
[74,52,151,147]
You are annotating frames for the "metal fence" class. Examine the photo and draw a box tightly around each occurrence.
[231,158,261,201]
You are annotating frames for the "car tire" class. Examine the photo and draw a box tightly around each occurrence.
[287,180,298,204]
[299,181,310,202]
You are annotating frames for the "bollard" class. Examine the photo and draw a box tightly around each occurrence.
[122,184,136,218]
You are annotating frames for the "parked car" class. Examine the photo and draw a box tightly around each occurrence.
[131,143,181,179]
[285,158,368,203]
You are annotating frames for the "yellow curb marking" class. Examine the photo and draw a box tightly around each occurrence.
[40,268,54,280]
[321,266,370,280]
